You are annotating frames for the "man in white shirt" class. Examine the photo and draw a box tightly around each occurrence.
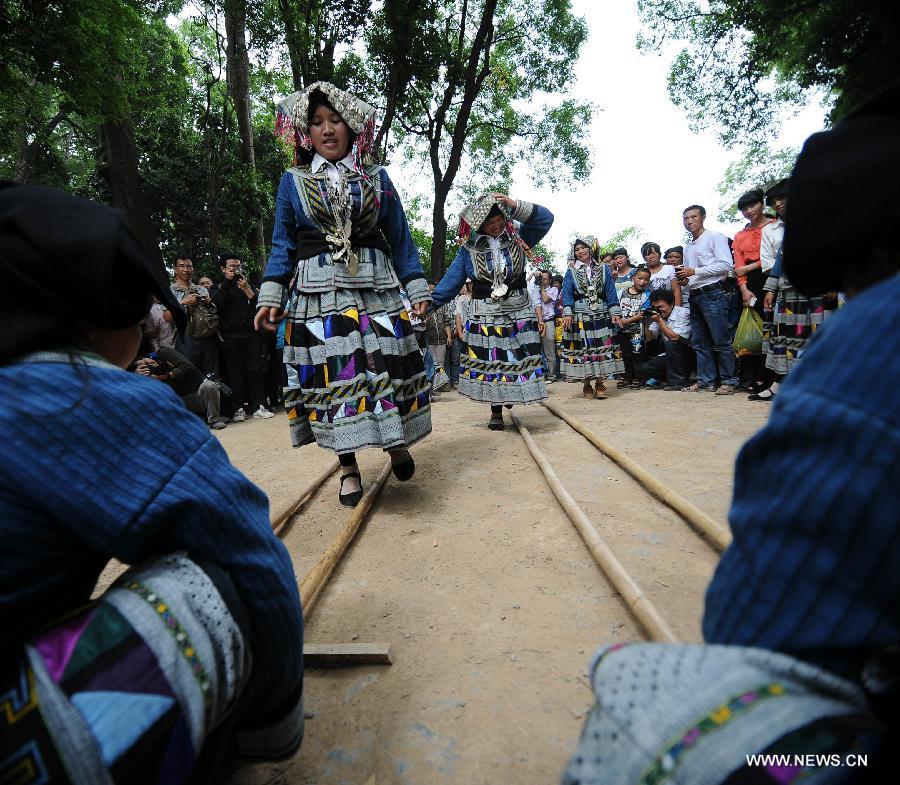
[644,289,695,390]
[528,270,559,382]
[675,205,738,394]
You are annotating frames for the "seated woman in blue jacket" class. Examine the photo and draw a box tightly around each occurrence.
[0,184,304,785]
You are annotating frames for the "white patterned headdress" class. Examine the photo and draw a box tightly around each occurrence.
[275,81,378,174]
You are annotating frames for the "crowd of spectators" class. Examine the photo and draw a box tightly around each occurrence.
[419,185,829,400]
[136,251,281,430]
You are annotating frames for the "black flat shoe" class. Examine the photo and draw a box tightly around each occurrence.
[488,414,505,431]
[749,388,775,401]
[390,452,416,482]
[338,472,364,507]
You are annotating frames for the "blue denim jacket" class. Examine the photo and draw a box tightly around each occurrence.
[263,167,425,290]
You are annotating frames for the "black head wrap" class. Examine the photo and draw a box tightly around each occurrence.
[783,84,900,296]
[737,189,764,210]
[0,184,185,364]
[764,179,789,206]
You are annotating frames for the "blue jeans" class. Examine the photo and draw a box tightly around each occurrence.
[690,285,737,387]
[423,345,435,382]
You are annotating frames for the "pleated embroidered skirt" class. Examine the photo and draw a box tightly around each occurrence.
[458,298,547,405]
[560,306,624,380]
[282,287,432,453]
[763,280,837,375]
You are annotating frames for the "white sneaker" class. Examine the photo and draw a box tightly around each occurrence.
[232,407,247,422]
[253,406,274,419]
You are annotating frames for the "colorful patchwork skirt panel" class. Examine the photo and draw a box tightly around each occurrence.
[1,555,251,785]
[283,288,432,453]
[560,306,624,381]
[458,301,547,405]
[763,282,836,375]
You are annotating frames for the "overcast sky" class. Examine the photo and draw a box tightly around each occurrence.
[392,0,828,267]
[498,0,829,264]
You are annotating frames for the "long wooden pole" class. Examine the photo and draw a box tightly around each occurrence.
[512,413,677,643]
[299,460,392,616]
[542,400,732,551]
[271,460,340,536]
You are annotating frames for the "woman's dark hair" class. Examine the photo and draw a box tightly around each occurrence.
[650,289,675,306]
[640,242,661,258]
[737,190,764,211]
[663,246,684,258]
[611,247,629,258]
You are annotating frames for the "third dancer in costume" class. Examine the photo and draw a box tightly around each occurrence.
[255,82,431,506]
[430,193,553,430]
[559,236,624,398]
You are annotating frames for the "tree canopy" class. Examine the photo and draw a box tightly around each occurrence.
[1,0,592,280]
[636,0,900,146]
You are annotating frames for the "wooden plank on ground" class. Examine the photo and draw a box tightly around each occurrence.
[304,642,393,667]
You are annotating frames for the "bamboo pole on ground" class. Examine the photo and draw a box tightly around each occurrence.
[271,460,340,537]
[512,413,677,643]
[299,460,392,616]
[542,400,732,551]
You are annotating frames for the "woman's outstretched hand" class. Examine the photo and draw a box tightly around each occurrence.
[255,306,286,333]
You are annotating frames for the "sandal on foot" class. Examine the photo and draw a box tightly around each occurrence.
[338,472,364,508]
[390,451,416,481]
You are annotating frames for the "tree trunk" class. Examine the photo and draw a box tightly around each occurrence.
[277,0,306,89]
[224,0,267,270]
[99,117,162,265]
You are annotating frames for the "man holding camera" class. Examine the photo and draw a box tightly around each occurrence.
[215,252,274,421]
[134,347,228,430]
[170,256,220,375]
[644,289,695,390]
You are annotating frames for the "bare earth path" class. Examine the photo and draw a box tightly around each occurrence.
[91,384,767,783]
[201,382,768,785]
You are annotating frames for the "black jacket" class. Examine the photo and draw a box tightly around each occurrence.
[214,277,258,339]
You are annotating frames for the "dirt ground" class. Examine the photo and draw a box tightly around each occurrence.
[178,381,768,785]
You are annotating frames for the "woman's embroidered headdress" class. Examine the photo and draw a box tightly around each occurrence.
[571,234,600,263]
[275,81,378,176]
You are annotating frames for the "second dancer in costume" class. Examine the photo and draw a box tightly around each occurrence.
[559,236,624,398]
[430,193,554,430]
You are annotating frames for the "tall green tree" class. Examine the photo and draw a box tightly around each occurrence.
[636,0,900,145]
[367,0,592,278]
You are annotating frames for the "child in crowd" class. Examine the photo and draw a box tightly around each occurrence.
[615,266,652,388]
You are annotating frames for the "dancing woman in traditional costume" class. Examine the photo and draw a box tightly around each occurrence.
[256,82,431,506]
[430,193,553,430]
[559,237,624,399]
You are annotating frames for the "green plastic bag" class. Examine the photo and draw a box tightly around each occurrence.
[733,306,763,356]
